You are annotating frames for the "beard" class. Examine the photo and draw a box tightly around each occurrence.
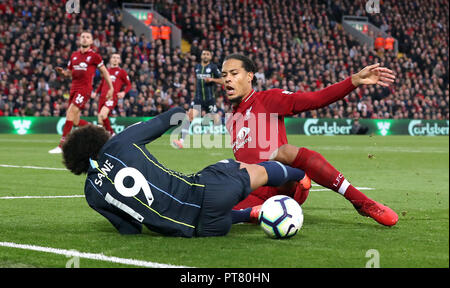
[228,95,243,104]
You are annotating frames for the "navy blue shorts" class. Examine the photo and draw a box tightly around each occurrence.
[192,99,217,114]
[195,159,252,237]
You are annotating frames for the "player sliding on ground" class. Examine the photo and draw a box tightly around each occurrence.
[221,54,398,226]
[61,107,308,237]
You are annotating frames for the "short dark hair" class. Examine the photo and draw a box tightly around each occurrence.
[223,54,257,86]
[62,125,111,175]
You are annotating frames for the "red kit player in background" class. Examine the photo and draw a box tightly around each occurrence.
[93,53,131,135]
[222,54,398,226]
[49,31,114,154]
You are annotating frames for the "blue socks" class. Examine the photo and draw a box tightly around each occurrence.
[231,162,305,225]
[257,161,305,187]
[231,208,252,224]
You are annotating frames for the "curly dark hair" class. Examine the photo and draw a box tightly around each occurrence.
[62,125,111,175]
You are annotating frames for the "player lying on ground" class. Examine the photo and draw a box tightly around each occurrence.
[221,54,398,226]
[61,107,309,237]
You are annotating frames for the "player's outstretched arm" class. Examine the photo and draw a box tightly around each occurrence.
[118,107,186,146]
[261,63,396,115]
[55,67,71,78]
[351,63,396,87]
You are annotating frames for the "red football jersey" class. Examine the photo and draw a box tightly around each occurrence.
[67,49,104,93]
[228,77,356,206]
[96,66,131,101]
[226,77,356,164]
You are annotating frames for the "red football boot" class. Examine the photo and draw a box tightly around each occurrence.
[293,174,311,205]
[249,205,262,224]
[352,199,399,226]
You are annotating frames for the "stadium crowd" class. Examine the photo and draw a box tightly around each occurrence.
[0,0,448,121]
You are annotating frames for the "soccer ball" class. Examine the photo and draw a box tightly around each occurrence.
[258,195,304,239]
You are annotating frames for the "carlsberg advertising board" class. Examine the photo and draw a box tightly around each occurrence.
[0,117,448,136]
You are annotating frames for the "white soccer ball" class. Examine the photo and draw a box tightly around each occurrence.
[258,195,304,239]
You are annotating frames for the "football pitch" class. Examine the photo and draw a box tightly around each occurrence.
[0,134,448,268]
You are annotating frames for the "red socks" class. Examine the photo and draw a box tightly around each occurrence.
[292,147,369,202]
[59,119,91,147]
[102,117,114,134]
[59,120,74,147]
[77,119,89,127]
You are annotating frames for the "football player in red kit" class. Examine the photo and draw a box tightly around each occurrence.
[222,54,398,226]
[93,53,131,135]
[49,31,114,154]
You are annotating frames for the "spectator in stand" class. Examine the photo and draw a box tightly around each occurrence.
[0,0,447,121]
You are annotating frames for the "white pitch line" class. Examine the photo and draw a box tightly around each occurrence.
[0,189,375,200]
[311,183,375,191]
[0,139,57,143]
[310,187,375,192]
[0,195,84,200]
[0,164,66,171]
[0,241,191,268]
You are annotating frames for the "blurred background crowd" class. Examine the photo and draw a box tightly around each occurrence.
[0,0,448,121]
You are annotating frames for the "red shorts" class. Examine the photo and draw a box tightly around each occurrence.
[98,97,118,114]
[233,182,297,210]
[69,90,91,109]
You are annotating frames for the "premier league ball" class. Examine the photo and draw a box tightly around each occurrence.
[258,195,304,239]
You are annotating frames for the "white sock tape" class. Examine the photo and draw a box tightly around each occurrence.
[338,179,351,195]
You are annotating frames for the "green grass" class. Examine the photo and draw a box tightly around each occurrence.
[0,134,448,268]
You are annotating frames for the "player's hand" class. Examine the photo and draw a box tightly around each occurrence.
[117,92,126,99]
[91,92,97,99]
[352,63,396,87]
[106,88,114,100]
[55,67,65,76]
[204,77,212,83]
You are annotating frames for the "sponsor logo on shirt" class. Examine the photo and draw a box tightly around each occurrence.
[197,73,212,79]
[73,62,88,71]
[232,127,252,153]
